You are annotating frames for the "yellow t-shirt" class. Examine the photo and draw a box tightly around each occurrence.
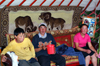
[1,38,35,61]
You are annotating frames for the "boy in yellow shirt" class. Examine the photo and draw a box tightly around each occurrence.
[1,27,40,66]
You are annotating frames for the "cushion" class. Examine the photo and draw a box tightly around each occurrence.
[54,35,71,47]
[6,34,27,45]
[6,34,15,45]
[71,34,76,47]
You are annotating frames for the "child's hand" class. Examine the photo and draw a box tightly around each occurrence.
[2,55,7,62]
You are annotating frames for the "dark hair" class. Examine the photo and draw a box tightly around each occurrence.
[80,24,88,28]
[14,27,25,36]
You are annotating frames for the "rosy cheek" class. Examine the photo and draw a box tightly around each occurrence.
[84,29,87,32]
[19,38,21,40]
[81,30,84,32]
[19,37,22,40]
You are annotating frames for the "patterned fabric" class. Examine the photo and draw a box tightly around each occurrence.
[6,27,80,44]
[54,35,71,47]
[0,6,83,46]
[51,55,78,66]
[71,34,76,47]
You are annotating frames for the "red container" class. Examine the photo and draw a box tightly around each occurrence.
[47,44,55,54]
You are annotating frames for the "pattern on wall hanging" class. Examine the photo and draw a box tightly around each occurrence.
[0,6,83,46]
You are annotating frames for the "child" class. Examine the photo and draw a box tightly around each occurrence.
[1,27,40,66]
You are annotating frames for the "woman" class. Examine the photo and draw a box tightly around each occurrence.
[74,24,99,66]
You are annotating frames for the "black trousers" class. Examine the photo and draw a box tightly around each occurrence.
[74,46,95,58]
[38,54,66,66]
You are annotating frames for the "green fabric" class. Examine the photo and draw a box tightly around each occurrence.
[0,57,1,66]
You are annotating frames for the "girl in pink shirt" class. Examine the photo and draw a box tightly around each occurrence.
[74,24,98,66]
[74,32,91,48]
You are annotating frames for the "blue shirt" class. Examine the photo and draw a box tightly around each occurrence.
[32,33,56,57]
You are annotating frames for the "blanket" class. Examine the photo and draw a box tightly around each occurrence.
[56,44,86,66]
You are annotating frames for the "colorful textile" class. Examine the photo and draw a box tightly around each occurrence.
[54,35,71,47]
[56,44,85,65]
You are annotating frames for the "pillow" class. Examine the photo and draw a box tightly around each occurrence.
[71,34,76,47]
[6,34,15,45]
[54,35,71,47]
[6,34,27,45]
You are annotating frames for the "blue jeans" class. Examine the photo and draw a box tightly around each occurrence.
[18,58,40,66]
[38,54,65,66]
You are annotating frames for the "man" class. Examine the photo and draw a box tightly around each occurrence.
[32,23,65,66]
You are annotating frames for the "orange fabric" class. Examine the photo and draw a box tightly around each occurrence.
[0,49,1,53]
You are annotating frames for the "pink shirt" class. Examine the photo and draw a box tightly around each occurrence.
[73,32,91,48]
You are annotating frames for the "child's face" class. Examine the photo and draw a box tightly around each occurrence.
[15,33,25,43]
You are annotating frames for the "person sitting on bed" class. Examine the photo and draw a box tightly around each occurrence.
[1,27,40,66]
[32,23,66,66]
[74,24,99,66]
